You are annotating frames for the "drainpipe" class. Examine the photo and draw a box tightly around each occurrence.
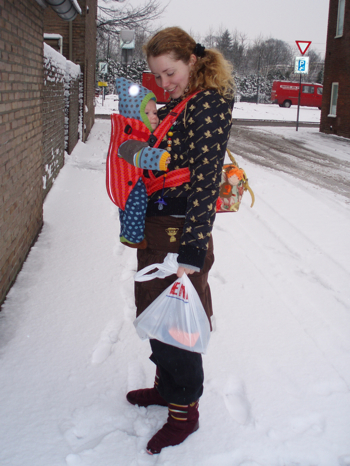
[69,20,73,61]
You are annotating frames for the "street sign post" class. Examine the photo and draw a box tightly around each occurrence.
[294,41,311,131]
[99,62,108,74]
[98,63,108,104]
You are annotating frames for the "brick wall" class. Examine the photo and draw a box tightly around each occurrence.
[320,0,350,138]
[42,57,65,197]
[0,0,44,305]
[0,2,82,306]
[42,46,81,195]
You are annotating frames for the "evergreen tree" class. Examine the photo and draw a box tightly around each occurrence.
[216,30,233,62]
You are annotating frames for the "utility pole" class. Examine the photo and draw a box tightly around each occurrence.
[256,53,261,105]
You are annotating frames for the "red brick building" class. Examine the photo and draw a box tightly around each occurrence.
[320,0,350,138]
[43,0,97,142]
[0,0,95,306]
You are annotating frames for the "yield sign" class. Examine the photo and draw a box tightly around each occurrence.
[295,41,312,55]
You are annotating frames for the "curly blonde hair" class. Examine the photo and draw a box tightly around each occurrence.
[143,27,235,100]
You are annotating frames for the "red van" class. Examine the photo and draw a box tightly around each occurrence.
[142,72,170,104]
[271,80,323,109]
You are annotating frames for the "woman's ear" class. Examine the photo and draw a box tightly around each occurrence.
[189,54,197,66]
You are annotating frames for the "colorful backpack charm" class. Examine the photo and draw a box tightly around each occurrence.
[216,149,255,212]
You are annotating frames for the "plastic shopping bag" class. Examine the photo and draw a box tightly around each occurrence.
[134,253,210,354]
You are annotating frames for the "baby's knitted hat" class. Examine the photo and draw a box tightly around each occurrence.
[115,77,156,132]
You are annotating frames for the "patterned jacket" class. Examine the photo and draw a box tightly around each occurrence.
[145,89,233,270]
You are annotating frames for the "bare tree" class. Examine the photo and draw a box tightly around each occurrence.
[97,1,167,65]
[246,37,293,76]
[203,28,218,49]
[305,49,324,83]
[97,0,167,37]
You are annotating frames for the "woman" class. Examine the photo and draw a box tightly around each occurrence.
[127,27,235,455]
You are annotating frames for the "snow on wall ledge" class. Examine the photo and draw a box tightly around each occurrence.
[42,43,82,196]
[43,42,80,83]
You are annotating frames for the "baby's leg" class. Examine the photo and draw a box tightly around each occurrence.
[120,178,148,248]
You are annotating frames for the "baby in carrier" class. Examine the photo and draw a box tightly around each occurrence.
[115,77,170,249]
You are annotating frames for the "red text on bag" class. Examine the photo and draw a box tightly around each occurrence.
[168,280,189,302]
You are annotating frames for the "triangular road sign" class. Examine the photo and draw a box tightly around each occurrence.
[295,41,312,55]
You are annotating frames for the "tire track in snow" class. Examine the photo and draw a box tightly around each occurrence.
[214,191,350,388]
[228,127,350,199]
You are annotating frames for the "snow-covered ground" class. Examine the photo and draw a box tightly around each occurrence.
[1,104,350,466]
[232,102,321,122]
[95,94,321,122]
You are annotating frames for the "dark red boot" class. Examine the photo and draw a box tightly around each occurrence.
[126,369,167,407]
[146,401,199,455]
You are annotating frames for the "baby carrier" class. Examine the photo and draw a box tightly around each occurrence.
[106,91,255,213]
[106,93,198,210]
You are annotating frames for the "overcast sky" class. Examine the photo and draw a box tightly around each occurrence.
[128,0,330,56]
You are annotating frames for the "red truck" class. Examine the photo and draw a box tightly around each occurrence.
[271,80,323,109]
[142,72,170,104]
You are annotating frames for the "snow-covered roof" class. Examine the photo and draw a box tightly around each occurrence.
[35,0,81,21]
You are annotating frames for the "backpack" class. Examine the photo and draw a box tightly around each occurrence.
[106,93,198,210]
[216,149,255,212]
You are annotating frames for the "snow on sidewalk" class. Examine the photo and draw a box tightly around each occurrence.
[1,119,350,466]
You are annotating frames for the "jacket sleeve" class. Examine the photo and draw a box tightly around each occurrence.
[118,140,148,163]
[119,140,170,171]
[177,91,233,269]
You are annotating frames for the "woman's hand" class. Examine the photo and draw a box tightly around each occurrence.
[177,266,195,278]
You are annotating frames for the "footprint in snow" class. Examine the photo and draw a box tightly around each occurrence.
[91,320,122,365]
[61,403,134,455]
[223,378,251,425]
[210,269,227,284]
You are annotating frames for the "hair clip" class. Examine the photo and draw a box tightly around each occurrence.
[193,43,205,58]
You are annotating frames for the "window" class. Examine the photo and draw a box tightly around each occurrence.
[336,0,346,37]
[329,83,339,117]
[317,87,323,95]
[302,85,315,94]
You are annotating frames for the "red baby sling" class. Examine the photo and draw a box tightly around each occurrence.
[106,93,199,210]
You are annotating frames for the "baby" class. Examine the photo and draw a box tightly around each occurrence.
[115,77,170,248]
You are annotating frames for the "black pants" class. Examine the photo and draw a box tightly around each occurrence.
[135,216,213,406]
[150,339,204,405]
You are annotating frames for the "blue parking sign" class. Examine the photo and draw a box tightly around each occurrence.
[294,56,309,74]
[298,60,306,72]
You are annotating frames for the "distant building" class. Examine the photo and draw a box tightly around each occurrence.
[320,0,350,139]
[43,0,97,142]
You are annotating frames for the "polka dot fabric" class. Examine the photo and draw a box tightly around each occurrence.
[134,147,170,171]
[119,178,148,243]
[116,77,155,123]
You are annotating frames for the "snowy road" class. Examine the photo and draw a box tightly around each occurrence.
[228,125,350,199]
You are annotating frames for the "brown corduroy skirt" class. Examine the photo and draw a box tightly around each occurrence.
[135,216,214,327]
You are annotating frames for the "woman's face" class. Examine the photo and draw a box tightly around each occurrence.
[148,53,196,99]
